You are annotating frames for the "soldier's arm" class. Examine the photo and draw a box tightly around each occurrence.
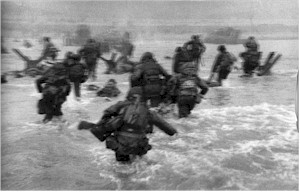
[130,66,143,82]
[97,101,130,124]
[158,64,171,80]
[172,55,181,74]
[196,77,209,95]
[183,40,192,48]
[35,76,47,93]
[199,42,206,52]
[149,111,177,136]
[211,54,222,72]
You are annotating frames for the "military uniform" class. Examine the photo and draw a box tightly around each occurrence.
[183,35,206,71]
[78,39,101,80]
[64,53,87,99]
[42,37,59,61]
[240,51,261,76]
[97,80,121,98]
[36,63,71,123]
[172,47,193,74]
[209,45,236,85]
[84,87,177,162]
[168,63,208,118]
[131,52,171,107]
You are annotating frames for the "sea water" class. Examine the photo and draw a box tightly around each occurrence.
[1,38,298,190]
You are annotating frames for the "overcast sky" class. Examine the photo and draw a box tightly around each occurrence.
[2,0,298,25]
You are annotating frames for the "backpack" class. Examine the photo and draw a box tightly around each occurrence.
[121,98,149,131]
[142,62,163,97]
[178,75,198,96]
[179,61,197,75]
[246,51,261,67]
[220,52,236,69]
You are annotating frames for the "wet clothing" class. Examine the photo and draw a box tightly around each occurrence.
[90,99,177,162]
[183,39,206,70]
[100,54,117,74]
[36,69,71,122]
[115,41,134,58]
[172,49,193,74]
[168,74,208,118]
[97,83,121,97]
[131,58,171,107]
[78,42,101,80]
[210,52,236,84]
[240,51,261,75]
[64,61,87,98]
[43,42,58,61]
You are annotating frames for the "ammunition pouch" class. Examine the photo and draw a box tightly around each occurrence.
[105,135,119,150]
[38,99,46,114]
[105,116,124,132]
[90,125,110,142]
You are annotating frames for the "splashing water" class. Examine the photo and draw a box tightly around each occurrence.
[1,39,298,190]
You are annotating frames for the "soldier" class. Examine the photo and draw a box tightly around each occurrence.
[207,45,237,86]
[244,36,259,52]
[78,86,177,163]
[63,53,87,101]
[130,52,171,107]
[36,63,71,123]
[97,79,121,98]
[183,35,206,71]
[42,37,59,61]
[99,53,117,74]
[78,39,101,80]
[172,46,193,75]
[168,62,209,118]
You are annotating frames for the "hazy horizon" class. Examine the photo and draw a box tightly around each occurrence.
[1,0,298,26]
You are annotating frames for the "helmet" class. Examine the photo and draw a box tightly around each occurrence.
[218,45,226,52]
[68,53,81,61]
[127,86,143,99]
[73,54,81,61]
[175,47,182,53]
[65,51,73,59]
[87,39,95,44]
[108,79,117,84]
[43,37,50,42]
[140,52,154,62]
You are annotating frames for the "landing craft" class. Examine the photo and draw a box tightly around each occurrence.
[204,27,246,44]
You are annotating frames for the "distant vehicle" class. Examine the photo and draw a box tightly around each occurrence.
[204,27,246,44]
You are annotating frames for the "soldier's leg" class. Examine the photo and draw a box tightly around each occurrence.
[91,61,97,80]
[188,98,197,115]
[177,96,190,118]
[74,81,81,98]
[115,152,130,162]
[43,95,54,123]
[150,96,161,107]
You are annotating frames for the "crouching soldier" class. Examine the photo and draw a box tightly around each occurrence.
[36,63,71,123]
[97,79,121,98]
[78,87,177,163]
[168,63,209,118]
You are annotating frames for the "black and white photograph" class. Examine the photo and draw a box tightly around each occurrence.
[1,0,298,190]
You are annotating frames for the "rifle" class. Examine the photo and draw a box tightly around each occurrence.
[78,120,108,141]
